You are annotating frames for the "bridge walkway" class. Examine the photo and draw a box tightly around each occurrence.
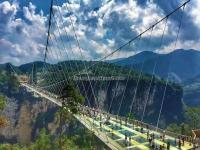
[21,83,196,150]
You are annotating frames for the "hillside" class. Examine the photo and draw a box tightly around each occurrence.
[110,49,200,106]
[18,61,45,74]
[1,61,184,126]
[35,61,184,126]
[0,68,108,148]
[116,51,159,66]
[112,49,200,82]
[183,75,200,106]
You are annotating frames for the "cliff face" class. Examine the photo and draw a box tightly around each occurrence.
[0,79,184,144]
[82,79,184,127]
[0,87,59,144]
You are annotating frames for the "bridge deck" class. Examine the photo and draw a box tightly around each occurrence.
[21,83,196,150]
[79,113,193,150]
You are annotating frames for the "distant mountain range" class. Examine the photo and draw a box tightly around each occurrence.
[111,49,200,106]
[183,75,200,106]
[113,49,200,83]
[18,61,45,73]
[1,49,200,106]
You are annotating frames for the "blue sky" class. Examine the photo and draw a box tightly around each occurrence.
[0,0,200,65]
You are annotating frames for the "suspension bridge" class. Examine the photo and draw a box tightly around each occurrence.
[20,83,196,150]
[14,0,200,149]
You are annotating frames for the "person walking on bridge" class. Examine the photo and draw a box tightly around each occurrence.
[167,141,170,150]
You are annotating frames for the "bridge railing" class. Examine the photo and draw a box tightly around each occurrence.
[23,84,197,147]
[111,113,194,143]
[83,107,194,144]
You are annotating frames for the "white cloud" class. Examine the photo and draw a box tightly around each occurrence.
[1,0,200,65]
[156,40,200,54]
[188,0,200,29]
[82,0,91,5]
[0,1,18,18]
[0,2,47,65]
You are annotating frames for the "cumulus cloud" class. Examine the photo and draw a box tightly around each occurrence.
[188,0,200,30]
[0,1,47,65]
[0,0,200,65]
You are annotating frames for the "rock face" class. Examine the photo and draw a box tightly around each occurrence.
[0,87,58,144]
[0,79,184,143]
[82,79,184,127]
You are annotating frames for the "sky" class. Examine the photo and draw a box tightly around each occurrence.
[0,0,199,65]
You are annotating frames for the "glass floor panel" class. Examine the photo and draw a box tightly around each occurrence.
[111,125,123,130]
[116,139,131,147]
[165,138,178,147]
[118,130,136,136]
[107,133,121,140]
[132,136,147,143]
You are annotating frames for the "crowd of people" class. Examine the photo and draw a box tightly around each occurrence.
[77,107,198,150]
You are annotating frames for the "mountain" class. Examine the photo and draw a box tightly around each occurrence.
[115,51,159,66]
[183,75,200,106]
[110,49,200,106]
[0,60,185,127]
[18,61,46,74]
[0,63,21,74]
[113,49,200,82]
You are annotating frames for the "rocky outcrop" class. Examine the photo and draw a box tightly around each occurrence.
[82,79,184,127]
[0,87,59,145]
[0,78,184,144]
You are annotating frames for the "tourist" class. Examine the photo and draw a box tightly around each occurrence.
[125,133,127,146]
[178,139,182,149]
[152,133,155,141]
[120,119,122,129]
[141,127,143,133]
[125,133,127,140]
[174,137,177,146]
[182,136,185,146]
[129,136,131,142]
[100,122,102,130]
[147,130,149,139]
[163,131,166,141]
[167,141,170,150]
[149,136,152,145]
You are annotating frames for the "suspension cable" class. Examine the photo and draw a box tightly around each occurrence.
[156,4,186,130]
[82,0,191,71]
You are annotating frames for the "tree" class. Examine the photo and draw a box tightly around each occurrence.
[185,106,200,129]
[32,128,53,150]
[60,83,84,114]
[4,64,19,95]
[167,123,192,136]
[58,83,85,150]
[126,112,135,120]
[31,63,37,85]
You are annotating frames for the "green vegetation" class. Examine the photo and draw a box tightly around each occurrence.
[57,83,85,149]
[37,61,182,94]
[167,106,200,136]
[185,106,200,129]
[0,65,19,95]
[166,123,192,136]
[30,63,37,85]
[61,83,84,114]
[0,81,106,150]
[0,128,107,150]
